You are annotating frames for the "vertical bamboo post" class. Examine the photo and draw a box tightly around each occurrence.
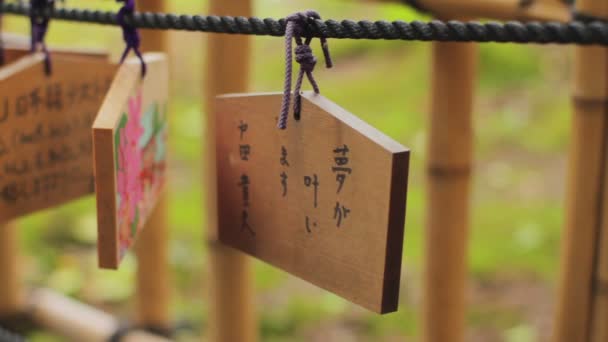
[423,38,477,342]
[592,198,608,341]
[589,3,608,340]
[204,1,256,342]
[0,223,23,319]
[553,1,608,341]
[133,0,170,331]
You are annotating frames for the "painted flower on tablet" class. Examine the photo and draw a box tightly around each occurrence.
[115,88,167,258]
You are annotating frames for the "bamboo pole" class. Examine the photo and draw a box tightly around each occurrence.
[368,0,569,22]
[553,1,608,341]
[29,289,170,342]
[133,0,171,332]
[590,4,608,340]
[204,1,256,342]
[423,38,477,342]
[0,223,23,319]
[592,198,608,341]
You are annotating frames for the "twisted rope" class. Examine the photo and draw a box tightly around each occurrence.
[2,2,608,45]
[116,0,146,77]
[278,10,332,130]
[0,326,24,342]
[30,0,54,74]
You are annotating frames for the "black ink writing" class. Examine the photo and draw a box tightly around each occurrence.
[0,77,111,209]
[305,215,318,233]
[2,140,92,179]
[280,146,289,167]
[0,78,107,122]
[238,120,248,140]
[0,166,90,204]
[333,202,351,228]
[30,88,42,113]
[237,174,250,207]
[16,95,28,117]
[4,159,30,175]
[279,146,289,198]
[237,174,255,237]
[332,144,352,194]
[239,144,251,161]
[280,171,287,197]
[241,210,255,236]
[45,83,63,111]
[14,124,45,147]
[304,174,319,208]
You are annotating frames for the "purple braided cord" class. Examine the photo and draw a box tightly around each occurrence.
[278,10,333,130]
[30,0,53,74]
[117,0,146,77]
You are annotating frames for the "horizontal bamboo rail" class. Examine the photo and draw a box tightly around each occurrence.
[28,289,170,342]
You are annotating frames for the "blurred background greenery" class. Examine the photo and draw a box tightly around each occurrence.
[3,0,573,341]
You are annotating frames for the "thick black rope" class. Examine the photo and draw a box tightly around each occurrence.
[3,2,608,45]
[0,326,24,342]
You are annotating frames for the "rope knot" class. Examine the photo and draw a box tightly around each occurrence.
[30,0,54,74]
[117,0,146,78]
[278,10,333,130]
[294,44,316,72]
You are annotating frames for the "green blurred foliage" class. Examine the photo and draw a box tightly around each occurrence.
[2,1,573,341]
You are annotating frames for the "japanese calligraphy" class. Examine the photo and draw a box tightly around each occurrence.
[332,144,352,194]
[305,215,318,233]
[238,120,248,140]
[279,145,289,197]
[0,55,114,221]
[237,173,255,236]
[239,144,251,161]
[280,146,290,167]
[304,174,319,208]
[333,202,351,228]
[280,171,288,197]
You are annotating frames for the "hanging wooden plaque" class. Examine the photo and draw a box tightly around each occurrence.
[215,92,410,313]
[0,52,116,221]
[93,53,169,269]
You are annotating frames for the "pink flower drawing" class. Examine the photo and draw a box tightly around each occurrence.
[116,89,145,254]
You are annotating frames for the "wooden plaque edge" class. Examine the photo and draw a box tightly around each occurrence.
[380,150,410,313]
[93,62,139,269]
[93,128,119,269]
[0,53,45,80]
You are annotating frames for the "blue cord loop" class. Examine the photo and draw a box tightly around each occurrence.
[117,0,146,78]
